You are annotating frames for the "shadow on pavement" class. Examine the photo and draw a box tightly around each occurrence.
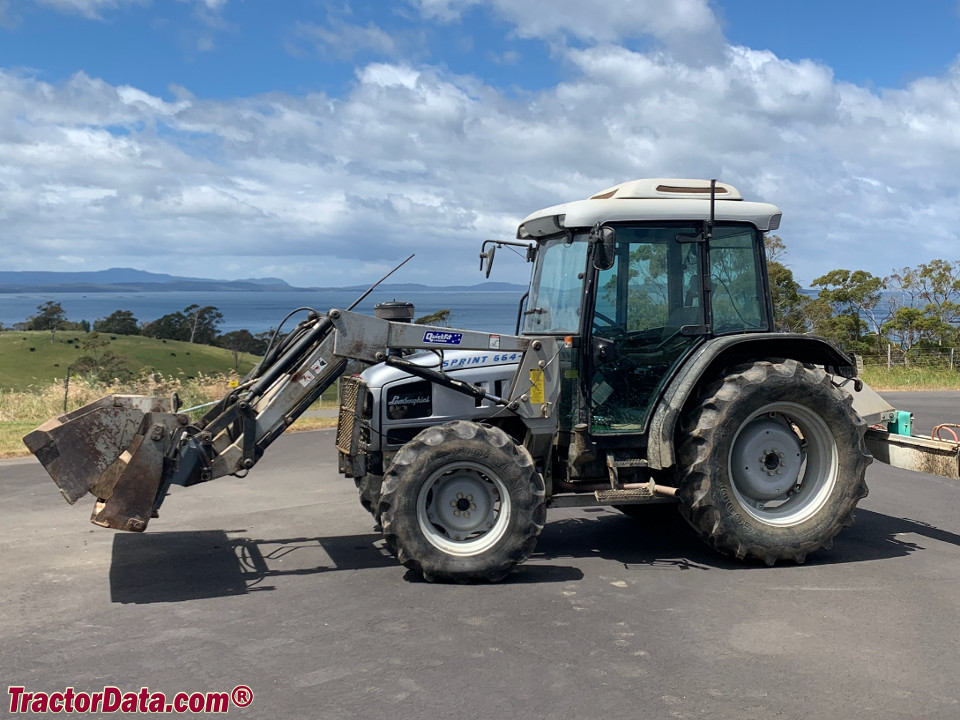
[834,508,960,562]
[110,530,396,604]
[533,506,960,570]
[534,508,727,571]
[110,507,960,602]
[111,527,584,602]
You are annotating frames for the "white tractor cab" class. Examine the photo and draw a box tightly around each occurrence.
[516,178,783,433]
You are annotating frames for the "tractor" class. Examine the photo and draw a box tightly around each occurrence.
[25,178,960,582]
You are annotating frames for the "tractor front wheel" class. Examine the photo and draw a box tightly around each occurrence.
[379,421,546,582]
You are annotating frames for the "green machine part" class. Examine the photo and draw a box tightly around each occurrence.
[887,410,913,436]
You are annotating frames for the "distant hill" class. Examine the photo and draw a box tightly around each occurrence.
[0,268,526,293]
[0,268,234,285]
[331,282,528,293]
[0,268,295,293]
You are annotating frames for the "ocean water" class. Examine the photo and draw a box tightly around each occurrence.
[0,289,525,337]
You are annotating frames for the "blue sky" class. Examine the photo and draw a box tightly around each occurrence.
[2,0,960,287]
[719,1,960,88]
[7,2,957,97]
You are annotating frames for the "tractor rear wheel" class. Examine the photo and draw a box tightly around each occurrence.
[379,421,546,583]
[676,359,871,565]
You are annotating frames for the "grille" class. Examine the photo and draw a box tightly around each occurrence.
[336,376,364,454]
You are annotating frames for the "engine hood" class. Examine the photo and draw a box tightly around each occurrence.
[361,348,524,387]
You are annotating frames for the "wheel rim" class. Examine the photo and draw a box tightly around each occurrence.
[727,401,838,527]
[416,461,512,556]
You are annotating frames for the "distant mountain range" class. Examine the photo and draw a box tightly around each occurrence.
[0,268,526,293]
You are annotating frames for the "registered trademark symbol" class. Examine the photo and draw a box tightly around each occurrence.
[232,686,253,708]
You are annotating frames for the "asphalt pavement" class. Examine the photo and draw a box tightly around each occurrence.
[1,392,958,719]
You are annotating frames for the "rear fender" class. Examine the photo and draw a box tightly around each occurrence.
[647,334,856,469]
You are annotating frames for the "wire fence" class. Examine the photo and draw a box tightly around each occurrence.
[859,346,959,370]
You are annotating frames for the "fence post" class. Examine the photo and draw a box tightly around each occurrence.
[951,347,955,372]
[887,344,891,371]
[63,366,71,412]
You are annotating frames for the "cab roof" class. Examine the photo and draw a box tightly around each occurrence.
[516,178,782,239]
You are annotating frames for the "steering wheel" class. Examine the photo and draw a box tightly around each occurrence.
[592,311,626,341]
[592,310,617,327]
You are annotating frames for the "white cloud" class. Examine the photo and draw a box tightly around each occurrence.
[175,0,228,14]
[31,0,145,20]
[0,0,20,28]
[413,0,724,62]
[26,0,228,41]
[3,6,960,288]
[297,18,400,60]
[356,62,421,89]
[489,49,520,66]
[413,0,478,24]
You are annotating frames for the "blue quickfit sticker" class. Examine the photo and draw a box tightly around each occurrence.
[423,331,463,345]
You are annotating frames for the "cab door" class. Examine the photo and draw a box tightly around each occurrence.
[589,225,705,433]
[588,223,770,433]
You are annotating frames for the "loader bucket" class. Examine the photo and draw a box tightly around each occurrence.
[23,395,183,532]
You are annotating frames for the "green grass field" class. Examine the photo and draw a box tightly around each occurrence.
[0,331,338,458]
[0,331,257,390]
[2,331,958,460]
[859,365,960,391]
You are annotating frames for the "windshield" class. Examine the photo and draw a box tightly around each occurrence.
[521,233,589,334]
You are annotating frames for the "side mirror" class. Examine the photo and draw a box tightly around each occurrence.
[483,245,496,278]
[592,225,616,270]
[479,239,535,276]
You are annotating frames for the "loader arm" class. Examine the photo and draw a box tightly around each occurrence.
[23,309,560,532]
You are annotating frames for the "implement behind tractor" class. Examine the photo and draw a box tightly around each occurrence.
[24,178,960,582]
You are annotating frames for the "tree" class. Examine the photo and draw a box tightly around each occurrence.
[27,301,67,341]
[881,307,941,363]
[255,330,277,353]
[414,310,452,326]
[886,260,960,348]
[216,329,266,369]
[763,235,811,333]
[184,304,224,344]
[598,243,670,331]
[810,269,886,351]
[94,309,139,335]
[796,297,830,337]
[764,234,788,264]
[915,259,960,331]
[768,261,810,332]
[72,333,132,382]
[140,305,223,345]
[141,311,189,341]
